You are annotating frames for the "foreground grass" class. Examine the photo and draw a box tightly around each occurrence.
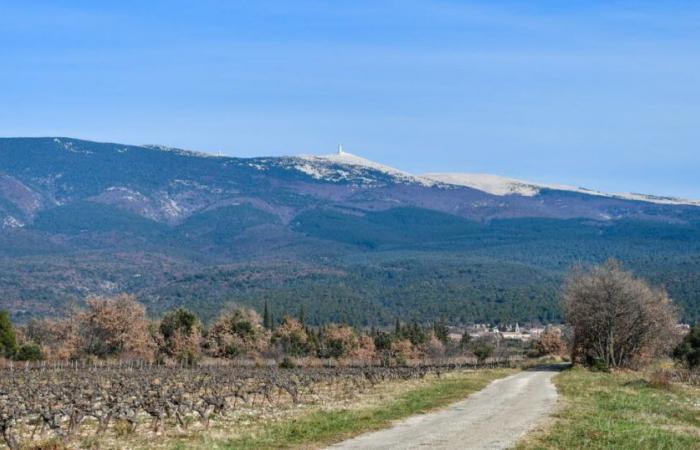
[519,367,700,450]
[187,368,514,450]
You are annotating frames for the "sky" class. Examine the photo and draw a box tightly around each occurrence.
[1,1,699,198]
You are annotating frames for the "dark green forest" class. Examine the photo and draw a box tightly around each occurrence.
[4,204,700,327]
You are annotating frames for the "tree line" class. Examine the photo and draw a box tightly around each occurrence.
[0,297,497,366]
[2,259,698,370]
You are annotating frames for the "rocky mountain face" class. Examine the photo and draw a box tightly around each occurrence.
[1,137,698,230]
[1,137,699,324]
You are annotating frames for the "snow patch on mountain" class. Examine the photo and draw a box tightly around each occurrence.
[53,138,94,155]
[160,197,183,218]
[291,149,699,206]
[105,186,148,203]
[2,216,24,229]
[422,173,700,206]
[296,149,437,187]
[141,144,221,159]
[423,173,540,196]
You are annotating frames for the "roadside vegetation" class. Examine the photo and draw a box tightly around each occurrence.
[1,297,519,366]
[518,366,700,450]
[520,260,700,449]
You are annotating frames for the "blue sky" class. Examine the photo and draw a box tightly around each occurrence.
[1,1,699,198]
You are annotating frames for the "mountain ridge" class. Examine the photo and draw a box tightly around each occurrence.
[14,136,698,207]
[1,136,698,230]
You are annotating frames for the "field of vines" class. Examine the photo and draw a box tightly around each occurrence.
[0,358,518,449]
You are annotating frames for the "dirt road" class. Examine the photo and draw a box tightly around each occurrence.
[328,367,560,450]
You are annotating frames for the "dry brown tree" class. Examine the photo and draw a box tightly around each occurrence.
[272,316,311,357]
[318,324,362,360]
[79,294,155,359]
[23,317,79,360]
[532,326,567,357]
[563,259,678,369]
[390,339,419,364]
[204,306,270,358]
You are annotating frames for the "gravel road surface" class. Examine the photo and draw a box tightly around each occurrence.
[328,367,560,450]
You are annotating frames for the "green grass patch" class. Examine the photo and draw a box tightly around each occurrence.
[203,368,514,450]
[518,367,700,450]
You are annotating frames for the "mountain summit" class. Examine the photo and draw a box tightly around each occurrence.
[1,136,695,230]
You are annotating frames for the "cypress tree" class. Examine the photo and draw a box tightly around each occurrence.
[298,305,306,326]
[0,310,17,358]
[434,318,449,344]
[263,301,271,330]
[394,317,401,336]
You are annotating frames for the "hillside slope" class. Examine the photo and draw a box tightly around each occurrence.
[1,137,699,324]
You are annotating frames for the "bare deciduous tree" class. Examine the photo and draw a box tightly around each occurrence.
[563,259,677,369]
[80,294,154,359]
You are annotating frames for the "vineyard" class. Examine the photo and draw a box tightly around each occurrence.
[0,358,518,449]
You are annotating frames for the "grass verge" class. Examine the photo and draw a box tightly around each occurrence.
[518,366,700,450]
[194,368,514,450]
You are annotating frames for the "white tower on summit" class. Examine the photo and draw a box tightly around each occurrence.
[337,144,345,155]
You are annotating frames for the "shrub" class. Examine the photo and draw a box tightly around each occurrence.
[389,339,417,365]
[532,327,566,357]
[205,306,269,358]
[473,344,494,363]
[349,335,377,363]
[319,324,357,359]
[272,316,311,357]
[590,358,610,372]
[563,260,677,369]
[158,308,201,363]
[15,343,43,361]
[649,369,672,390]
[160,308,198,341]
[673,323,700,369]
[373,332,393,351]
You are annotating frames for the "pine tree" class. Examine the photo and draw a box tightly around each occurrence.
[407,322,427,345]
